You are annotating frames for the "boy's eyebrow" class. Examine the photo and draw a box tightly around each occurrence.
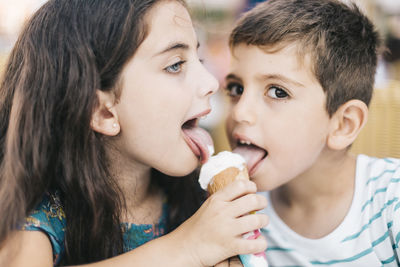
[261,74,305,88]
[155,42,200,56]
[225,73,304,88]
[225,73,242,82]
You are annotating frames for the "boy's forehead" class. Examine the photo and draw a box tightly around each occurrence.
[227,43,318,86]
[230,43,310,72]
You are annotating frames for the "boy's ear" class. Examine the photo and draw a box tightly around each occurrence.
[327,99,368,150]
[90,90,120,136]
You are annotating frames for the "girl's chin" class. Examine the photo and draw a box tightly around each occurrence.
[161,159,198,176]
[163,169,195,177]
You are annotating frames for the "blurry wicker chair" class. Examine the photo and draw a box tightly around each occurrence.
[351,80,400,158]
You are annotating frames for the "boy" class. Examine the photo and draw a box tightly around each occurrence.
[224,0,400,266]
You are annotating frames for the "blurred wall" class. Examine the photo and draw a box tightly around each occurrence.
[1,0,399,157]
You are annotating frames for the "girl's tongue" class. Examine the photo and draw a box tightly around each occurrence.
[182,126,214,164]
[233,145,267,174]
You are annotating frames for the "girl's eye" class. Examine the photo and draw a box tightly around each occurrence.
[267,86,288,99]
[225,82,244,97]
[165,61,185,74]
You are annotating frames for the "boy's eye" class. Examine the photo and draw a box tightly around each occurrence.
[267,86,288,99]
[225,82,244,97]
[165,61,185,74]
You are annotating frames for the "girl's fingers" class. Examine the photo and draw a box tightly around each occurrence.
[230,193,268,217]
[214,259,229,267]
[231,213,269,236]
[212,180,257,202]
[214,257,243,267]
[229,256,244,267]
[234,234,268,255]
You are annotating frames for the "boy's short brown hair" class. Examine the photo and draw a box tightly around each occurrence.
[230,0,380,116]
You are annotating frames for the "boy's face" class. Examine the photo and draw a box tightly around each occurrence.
[225,44,332,191]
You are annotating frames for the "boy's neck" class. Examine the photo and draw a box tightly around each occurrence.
[270,151,357,238]
[273,150,356,206]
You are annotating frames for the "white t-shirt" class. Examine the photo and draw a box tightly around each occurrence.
[260,154,400,267]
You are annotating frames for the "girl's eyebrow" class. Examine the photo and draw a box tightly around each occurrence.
[155,42,200,56]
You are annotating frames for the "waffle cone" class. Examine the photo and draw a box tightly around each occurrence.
[207,166,249,194]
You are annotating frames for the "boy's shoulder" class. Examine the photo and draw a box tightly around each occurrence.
[356,154,400,210]
[357,154,400,185]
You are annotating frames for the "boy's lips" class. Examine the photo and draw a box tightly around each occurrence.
[232,142,268,176]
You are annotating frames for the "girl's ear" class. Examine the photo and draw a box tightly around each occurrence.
[90,90,120,136]
[327,99,368,150]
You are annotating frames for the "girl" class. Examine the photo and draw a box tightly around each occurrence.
[0,0,268,266]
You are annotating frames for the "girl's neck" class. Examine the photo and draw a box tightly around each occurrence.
[106,146,163,224]
[114,163,152,207]
[116,167,163,224]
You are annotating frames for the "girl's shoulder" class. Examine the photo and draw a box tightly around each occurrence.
[23,191,66,265]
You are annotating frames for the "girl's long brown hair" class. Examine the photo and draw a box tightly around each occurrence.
[0,0,204,264]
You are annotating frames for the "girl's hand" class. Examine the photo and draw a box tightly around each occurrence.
[170,179,268,267]
[214,257,243,267]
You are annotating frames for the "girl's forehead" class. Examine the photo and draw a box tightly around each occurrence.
[146,1,192,29]
[139,1,196,56]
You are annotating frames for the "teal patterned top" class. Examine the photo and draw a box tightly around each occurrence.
[23,192,168,266]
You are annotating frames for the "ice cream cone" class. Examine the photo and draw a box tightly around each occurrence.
[207,166,249,194]
[199,151,268,267]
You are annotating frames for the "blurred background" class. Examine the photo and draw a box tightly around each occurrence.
[1,0,399,158]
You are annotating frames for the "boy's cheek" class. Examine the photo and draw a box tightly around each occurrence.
[224,120,235,145]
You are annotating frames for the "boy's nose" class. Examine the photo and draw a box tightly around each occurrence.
[231,95,257,125]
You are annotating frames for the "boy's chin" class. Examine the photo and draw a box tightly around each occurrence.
[251,174,281,191]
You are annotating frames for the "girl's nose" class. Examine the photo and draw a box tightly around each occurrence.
[198,64,219,98]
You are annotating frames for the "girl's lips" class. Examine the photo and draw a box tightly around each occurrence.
[185,109,211,122]
[182,130,200,157]
[182,127,213,164]
[181,110,214,164]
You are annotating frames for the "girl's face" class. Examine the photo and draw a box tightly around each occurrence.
[114,1,219,176]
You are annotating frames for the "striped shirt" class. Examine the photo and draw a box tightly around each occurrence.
[260,154,400,267]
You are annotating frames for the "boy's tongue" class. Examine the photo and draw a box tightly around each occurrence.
[233,145,266,173]
[183,127,214,164]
